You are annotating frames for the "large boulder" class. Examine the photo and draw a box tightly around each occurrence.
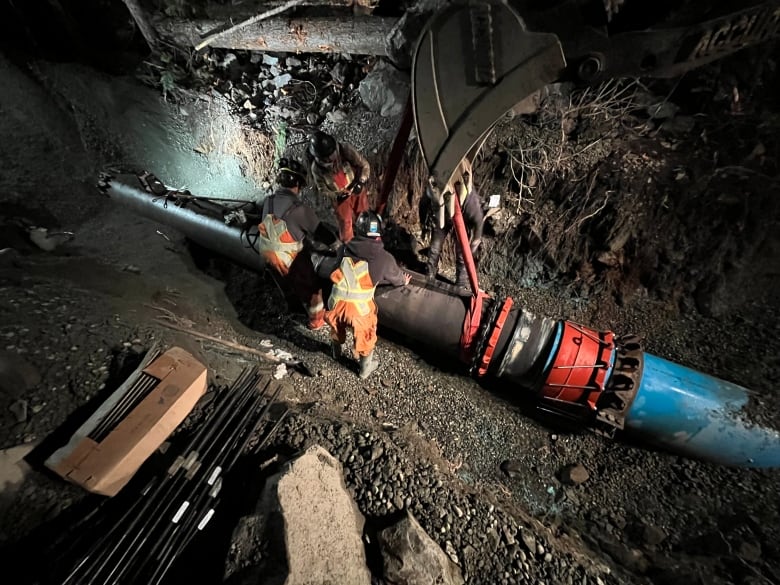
[358,60,410,118]
[228,445,371,585]
[378,511,465,585]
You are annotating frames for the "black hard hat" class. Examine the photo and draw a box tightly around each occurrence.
[355,211,383,238]
[308,131,337,161]
[277,158,306,188]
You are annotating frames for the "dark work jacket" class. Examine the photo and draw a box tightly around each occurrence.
[260,187,320,242]
[344,236,407,286]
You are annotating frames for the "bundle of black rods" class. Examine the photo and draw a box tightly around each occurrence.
[89,372,160,443]
[57,366,287,585]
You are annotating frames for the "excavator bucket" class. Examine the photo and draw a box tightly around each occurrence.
[412,0,566,189]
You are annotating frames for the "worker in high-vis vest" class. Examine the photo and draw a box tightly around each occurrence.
[308,131,370,243]
[323,211,410,379]
[257,158,335,330]
[425,157,484,288]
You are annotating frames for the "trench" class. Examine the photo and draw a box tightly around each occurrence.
[0,4,779,585]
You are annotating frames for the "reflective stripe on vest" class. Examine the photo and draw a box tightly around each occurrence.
[257,215,303,270]
[324,161,355,194]
[328,257,376,316]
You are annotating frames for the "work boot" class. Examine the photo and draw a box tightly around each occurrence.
[331,342,343,360]
[358,351,380,379]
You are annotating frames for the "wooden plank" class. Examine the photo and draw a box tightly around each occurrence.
[203,0,378,20]
[157,15,397,55]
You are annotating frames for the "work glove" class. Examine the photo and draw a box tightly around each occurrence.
[350,179,364,195]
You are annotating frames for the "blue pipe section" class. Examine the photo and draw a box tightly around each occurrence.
[625,354,780,467]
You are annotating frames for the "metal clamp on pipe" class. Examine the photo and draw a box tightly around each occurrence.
[539,321,616,413]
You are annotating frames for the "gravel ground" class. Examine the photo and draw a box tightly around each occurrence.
[201,259,780,585]
[2,204,779,585]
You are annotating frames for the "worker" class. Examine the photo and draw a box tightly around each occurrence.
[308,130,371,243]
[425,158,484,288]
[322,210,411,379]
[256,158,336,330]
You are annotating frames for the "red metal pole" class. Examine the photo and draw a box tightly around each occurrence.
[451,195,479,296]
[376,95,414,216]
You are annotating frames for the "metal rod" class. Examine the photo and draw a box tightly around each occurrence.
[567,323,608,346]
[552,364,607,369]
[128,377,274,583]
[89,375,149,440]
[225,382,283,471]
[70,377,254,583]
[168,193,258,204]
[544,383,598,390]
[133,392,264,581]
[102,375,261,583]
[149,501,219,585]
[150,407,289,585]
[91,375,158,442]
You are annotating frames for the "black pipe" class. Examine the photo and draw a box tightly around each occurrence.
[105,176,262,272]
[374,277,477,357]
[105,175,555,389]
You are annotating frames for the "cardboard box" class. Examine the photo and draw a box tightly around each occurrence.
[46,346,207,496]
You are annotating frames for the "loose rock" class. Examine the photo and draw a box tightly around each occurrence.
[560,464,590,486]
[358,60,409,117]
[378,511,465,585]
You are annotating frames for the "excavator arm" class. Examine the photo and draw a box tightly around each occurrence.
[411,0,780,192]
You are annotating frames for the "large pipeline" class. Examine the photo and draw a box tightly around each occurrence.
[103,174,780,468]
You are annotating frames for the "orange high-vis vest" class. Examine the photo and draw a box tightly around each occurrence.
[257,214,303,275]
[328,257,376,316]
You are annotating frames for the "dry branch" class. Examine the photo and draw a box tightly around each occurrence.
[196,0,306,51]
[158,15,397,55]
[154,319,287,364]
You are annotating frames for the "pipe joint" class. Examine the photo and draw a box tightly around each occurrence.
[594,334,644,437]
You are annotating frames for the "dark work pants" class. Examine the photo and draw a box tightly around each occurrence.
[427,224,468,285]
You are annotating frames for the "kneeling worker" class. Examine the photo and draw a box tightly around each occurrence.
[324,211,410,379]
[256,158,335,330]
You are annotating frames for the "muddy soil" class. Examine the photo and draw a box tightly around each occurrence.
[0,31,779,585]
